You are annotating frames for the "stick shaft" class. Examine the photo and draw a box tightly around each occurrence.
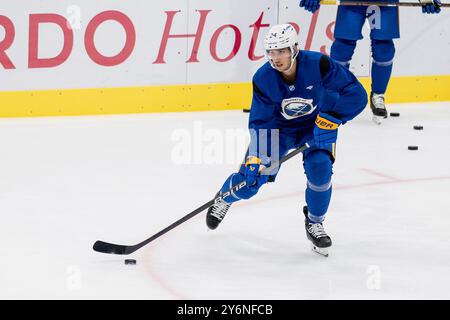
[321,0,450,7]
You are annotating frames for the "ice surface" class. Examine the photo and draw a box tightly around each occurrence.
[1,102,449,299]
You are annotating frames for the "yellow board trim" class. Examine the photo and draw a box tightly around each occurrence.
[0,75,449,118]
[359,75,450,103]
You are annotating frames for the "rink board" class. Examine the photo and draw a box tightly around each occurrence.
[0,0,449,116]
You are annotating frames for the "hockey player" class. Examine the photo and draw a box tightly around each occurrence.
[206,24,367,256]
[299,0,442,123]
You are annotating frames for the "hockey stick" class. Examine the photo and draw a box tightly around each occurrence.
[321,0,450,7]
[93,143,310,255]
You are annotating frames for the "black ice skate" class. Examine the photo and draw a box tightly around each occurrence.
[370,92,388,125]
[303,206,332,257]
[206,192,232,230]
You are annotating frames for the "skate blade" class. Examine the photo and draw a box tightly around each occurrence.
[311,243,329,257]
[372,115,383,125]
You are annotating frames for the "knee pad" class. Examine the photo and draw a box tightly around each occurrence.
[331,38,357,67]
[371,39,395,66]
[220,172,261,203]
[304,150,333,190]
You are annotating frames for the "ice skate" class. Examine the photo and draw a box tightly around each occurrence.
[206,192,232,230]
[303,206,332,257]
[370,92,388,125]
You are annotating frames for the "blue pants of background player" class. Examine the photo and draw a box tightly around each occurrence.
[218,128,334,223]
[331,5,399,94]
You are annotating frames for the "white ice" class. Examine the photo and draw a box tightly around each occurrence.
[1,102,450,299]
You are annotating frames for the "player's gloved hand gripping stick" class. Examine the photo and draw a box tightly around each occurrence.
[244,156,271,190]
[93,143,310,255]
[309,112,341,151]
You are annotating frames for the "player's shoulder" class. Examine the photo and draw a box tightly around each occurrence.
[253,61,277,84]
[299,50,327,63]
[300,50,332,78]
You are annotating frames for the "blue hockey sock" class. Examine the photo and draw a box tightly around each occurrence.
[371,39,395,94]
[303,150,333,222]
[371,61,393,94]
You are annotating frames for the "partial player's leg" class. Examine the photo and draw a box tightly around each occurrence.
[369,39,395,122]
[207,130,296,230]
[206,161,279,230]
[369,7,399,124]
[302,149,333,256]
[331,5,367,68]
[330,38,357,69]
[206,167,272,230]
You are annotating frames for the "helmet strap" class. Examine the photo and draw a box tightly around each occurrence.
[286,45,299,72]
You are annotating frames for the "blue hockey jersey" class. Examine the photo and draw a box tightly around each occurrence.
[249,50,367,134]
[247,50,367,161]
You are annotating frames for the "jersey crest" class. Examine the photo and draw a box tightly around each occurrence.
[281,97,317,120]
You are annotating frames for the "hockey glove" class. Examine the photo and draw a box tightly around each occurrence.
[299,0,321,13]
[310,112,342,150]
[421,0,442,13]
[244,156,270,189]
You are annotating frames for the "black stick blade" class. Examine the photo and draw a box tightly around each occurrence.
[93,240,132,255]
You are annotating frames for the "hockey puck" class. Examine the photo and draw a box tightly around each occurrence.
[124,259,136,265]
[408,146,419,151]
[390,112,400,117]
[413,125,424,130]
[243,108,250,113]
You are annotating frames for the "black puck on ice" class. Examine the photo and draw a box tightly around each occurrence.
[408,146,419,151]
[243,108,250,113]
[390,112,400,117]
[413,125,424,130]
[125,259,137,265]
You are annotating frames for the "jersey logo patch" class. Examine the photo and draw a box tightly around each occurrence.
[281,97,316,120]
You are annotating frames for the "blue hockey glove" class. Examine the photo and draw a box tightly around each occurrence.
[310,113,342,150]
[422,0,441,14]
[299,0,321,13]
[244,156,270,189]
